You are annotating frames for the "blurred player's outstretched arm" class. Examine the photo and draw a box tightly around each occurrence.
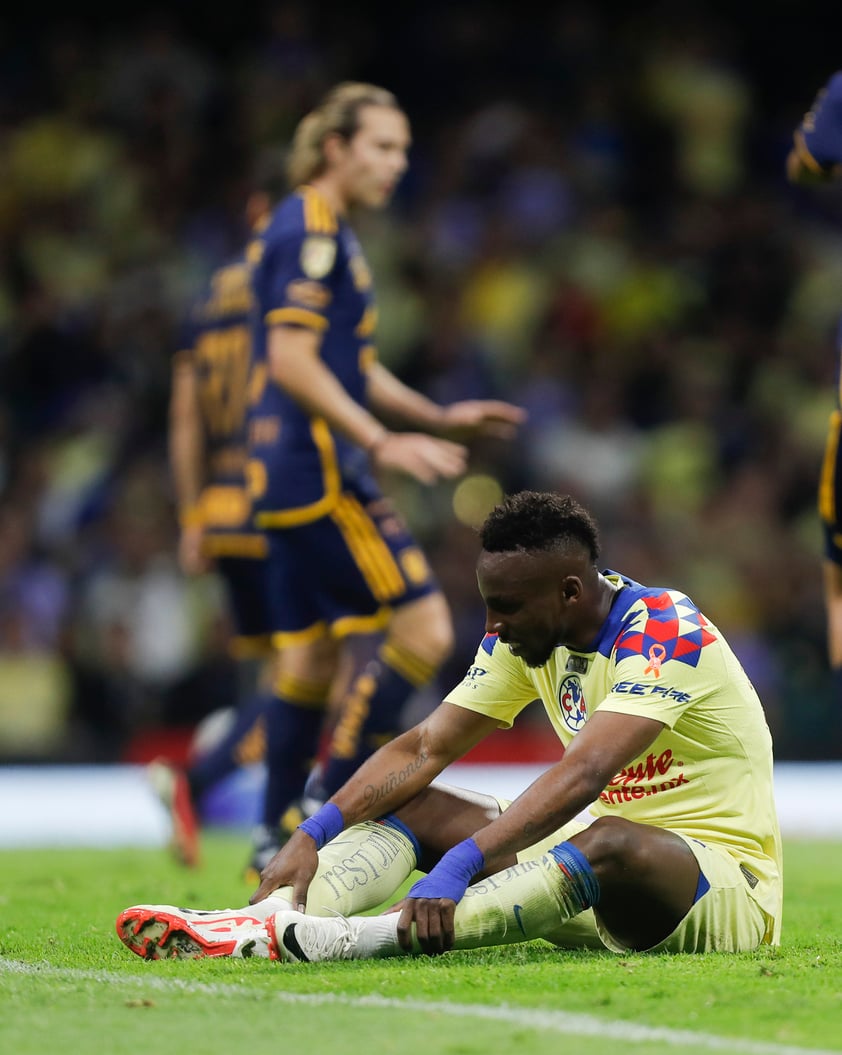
[366,360,527,441]
[268,323,471,485]
[169,349,210,576]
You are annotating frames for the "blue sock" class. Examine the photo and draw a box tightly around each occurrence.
[548,841,601,909]
[378,813,421,867]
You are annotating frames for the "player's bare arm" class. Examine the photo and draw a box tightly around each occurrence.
[367,360,527,440]
[268,324,387,449]
[470,710,665,868]
[169,354,210,576]
[269,325,467,483]
[335,704,498,824]
[249,703,498,907]
[396,709,665,953]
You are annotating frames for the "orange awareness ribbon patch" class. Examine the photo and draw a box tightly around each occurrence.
[644,643,666,677]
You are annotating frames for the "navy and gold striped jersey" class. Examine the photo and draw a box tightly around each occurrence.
[246,185,378,528]
[792,72,842,553]
[794,73,842,416]
[178,254,266,559]
[792,70,842,176]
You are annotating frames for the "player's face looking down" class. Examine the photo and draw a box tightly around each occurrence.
[477,549,588,668]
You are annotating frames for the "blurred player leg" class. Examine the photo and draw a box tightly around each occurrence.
[818,405,842,701]
[822,561,842,692]
[253,492,454,871]
[148,690,271,868]
[244,631,339,881]
[319,592,453,797]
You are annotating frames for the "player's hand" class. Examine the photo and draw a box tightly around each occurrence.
[371,432,468,485]
[393,836,483,953]
[178,526,211,576]
[395,896,457,955]
[439,400,527,441]
[249,830,318,911]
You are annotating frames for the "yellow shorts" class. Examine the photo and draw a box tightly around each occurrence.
[496,800,773,954]
[630,834,773,954]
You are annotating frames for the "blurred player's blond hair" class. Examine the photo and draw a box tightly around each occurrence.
[287,82,402,187]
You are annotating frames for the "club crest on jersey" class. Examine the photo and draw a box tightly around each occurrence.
[300,236,336,279]
[558,675,587,731]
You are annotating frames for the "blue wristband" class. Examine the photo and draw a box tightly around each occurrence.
[406,837,485,904]
[298,802,344,850]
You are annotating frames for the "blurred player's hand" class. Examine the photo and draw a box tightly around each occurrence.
[249,830,319,911]
[178,526,211,576]
[439,399,527,441]
[371,432,468,485]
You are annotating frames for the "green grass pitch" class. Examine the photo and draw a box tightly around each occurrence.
[1,832,841,1055]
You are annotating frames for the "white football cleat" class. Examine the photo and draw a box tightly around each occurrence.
[116,896,291,961]
[267,908,367,963]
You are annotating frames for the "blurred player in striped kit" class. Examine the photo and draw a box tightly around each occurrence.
[153,152,287,870]
[158,83,525,879]
[787,69,842,700]
[242,81,525,880]
[158,151,378,872]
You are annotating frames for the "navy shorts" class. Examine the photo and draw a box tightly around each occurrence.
[212,554,272,659]
[263,482,439,645]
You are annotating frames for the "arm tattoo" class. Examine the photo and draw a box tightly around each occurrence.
[363,749,429,809]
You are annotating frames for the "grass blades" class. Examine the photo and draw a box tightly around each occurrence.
[1,833,841,1055]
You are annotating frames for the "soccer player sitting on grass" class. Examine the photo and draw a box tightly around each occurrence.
[116,490,782,962]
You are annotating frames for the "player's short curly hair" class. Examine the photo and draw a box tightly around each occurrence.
[480,491,600,563]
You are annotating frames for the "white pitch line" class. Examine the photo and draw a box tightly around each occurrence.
[1,959,838,1055]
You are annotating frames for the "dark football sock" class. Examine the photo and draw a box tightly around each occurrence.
[260,673,329,830]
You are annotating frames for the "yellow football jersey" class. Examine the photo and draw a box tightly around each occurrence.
[445,572,782,931]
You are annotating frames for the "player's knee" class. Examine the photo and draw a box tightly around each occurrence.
[276,635,340,682]
[390,593,455,666]
[569,816,641,875]
[412,621,455,666]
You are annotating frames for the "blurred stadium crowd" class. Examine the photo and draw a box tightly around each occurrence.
[1,1,840,764]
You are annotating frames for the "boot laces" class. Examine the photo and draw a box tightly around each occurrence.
[299,914,357,960]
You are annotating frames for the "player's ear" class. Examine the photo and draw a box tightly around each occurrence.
[323,131,347,168]
[560,576,582,602]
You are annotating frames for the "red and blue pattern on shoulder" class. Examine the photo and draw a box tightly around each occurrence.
[481,632,499,655]
[614,589,717,669]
